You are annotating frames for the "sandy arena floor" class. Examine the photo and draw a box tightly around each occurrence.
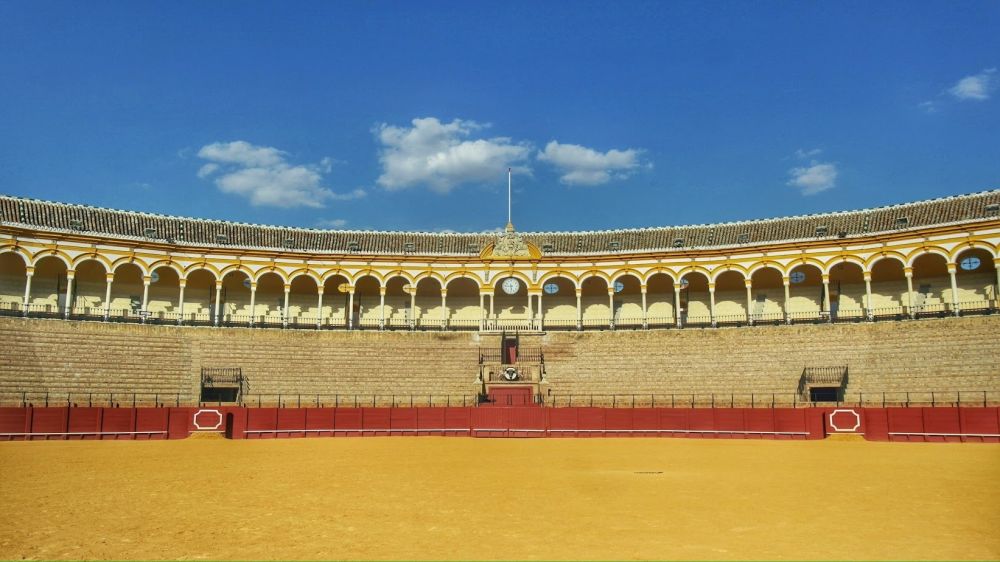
[1,437,998,561]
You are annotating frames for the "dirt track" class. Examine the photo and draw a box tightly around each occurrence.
[1,437,998,560]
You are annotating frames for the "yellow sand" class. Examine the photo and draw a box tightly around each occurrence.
[1,437,998,560]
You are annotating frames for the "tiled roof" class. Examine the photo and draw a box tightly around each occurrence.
[1,191,998,256]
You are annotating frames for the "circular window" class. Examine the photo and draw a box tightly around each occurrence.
[242,278,252,289]
[613,281,625,293]
[678,278,690,289]
[960,256,981,271]
[150,271,160,284]
[789,271,806,284]
[543,282,559,295]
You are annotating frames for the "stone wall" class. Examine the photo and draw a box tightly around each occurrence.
[1,315,997,407]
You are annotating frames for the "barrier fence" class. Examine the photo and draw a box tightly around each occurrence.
[2,298,997,331]
[1,405,998,442]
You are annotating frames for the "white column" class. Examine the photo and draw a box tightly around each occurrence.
[995,260,1000,308]
[745,279,753,325]
[103,274,114,321]
[248,282,257,326]
[22,269,33,316]
[948,263,959,315]
[316,288,324,329]
[347,289,354,329]
[283,285,291,328]
[63,271,74,319]
[140,277,150,323]
[527,291,534,329]
[576,288,583,330]
[538,291,544,331]
[488,292,495,324]
[410,289,416,329]
[782,278,791,324]
[214,281,223,326]
[904,269,914,319]
[440,290,447,330]
[479,292,485,331]
[863,273,873,320]
[608,288,615,329]
[674,286,682,328]
[177,281,186,325]
[379,287,386,329]
[821,275,831,322]
[640,286,647,329]
[708,284,716,327]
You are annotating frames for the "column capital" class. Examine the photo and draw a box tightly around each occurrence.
[249,282,258,290]
[143,276,152,285]
[575,288,583,297]
[215,281,224,289]
[317,287,325,295]
[284,284,292,292]
[863,272,872,282]
[440,289,447,297]
[821,274,830,283]
[946,263,958,273]
[379,287,387,296]
[25,267,35,276]
[607,287,616,296]
[106,273,115,282]
[640,285,647,294]
[744,279,753,288]
[178,280,187,288]
[707,283,716,292]
[904,267,913,278]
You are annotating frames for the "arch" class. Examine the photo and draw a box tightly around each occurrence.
[867,252,907,270]
[611,269,643,286]
[644,269,678,285]
[72,255,109,276]
[746,261,786,279]
[183,262,222,279]
[445,275,480,292]
[709,264,748,283]
[577,269,612,285]
[412,270,446,286]
[319,269,351,284]
[253,267,289,284]
[352,272,382,288]
[905,246,951,267]
[786,256,825,273]
[538,270,579,288]
[0,245,32,266]
[288,268,322,286]
[72,252,112,272]
[949,241,998,261]
[788,261,823,278]
[822,254,866,275]
[218,263,255,280]
[674,265,711,281]
[147,259,184,279]
[110,257,150,276]
[383,269,416,284]
[443,270,479,286]
[30,250,72,270]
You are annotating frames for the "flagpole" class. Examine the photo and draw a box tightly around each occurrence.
[507,167,512,227]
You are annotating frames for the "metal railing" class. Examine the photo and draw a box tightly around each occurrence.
[9,298,998,332]
[0,391,185,408]
[545,390,1000,408]
[239,393,479,408]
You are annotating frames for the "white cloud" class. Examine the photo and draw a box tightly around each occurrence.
[787,161,838,196]
[948,68,996,101]
[794,148,822,159]
[316,218,348,228]
[537,141,645,186]
[918,100,938,114]
[374,117,532,193]
[196,141,363,208]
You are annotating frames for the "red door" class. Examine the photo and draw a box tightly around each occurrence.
[487,386,533,406]
[503,339,518,364]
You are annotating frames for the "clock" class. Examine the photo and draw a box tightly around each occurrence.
[501,277,521,295]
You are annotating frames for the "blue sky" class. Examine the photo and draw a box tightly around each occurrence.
[1,2,998,232]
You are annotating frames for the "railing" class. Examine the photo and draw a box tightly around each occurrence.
[479,347,544,364]
[0,391,185,408]
[239,393,479,408]
[545,390,1000,408]
[485,368,537,383]
[10,298,998,332]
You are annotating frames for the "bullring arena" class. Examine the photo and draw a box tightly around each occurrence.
[1,191,999,560]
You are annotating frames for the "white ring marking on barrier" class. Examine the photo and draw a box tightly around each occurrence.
[829,408,862,432]
[193,409,224,430]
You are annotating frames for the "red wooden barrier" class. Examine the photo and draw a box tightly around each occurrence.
[0,407,29,440]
